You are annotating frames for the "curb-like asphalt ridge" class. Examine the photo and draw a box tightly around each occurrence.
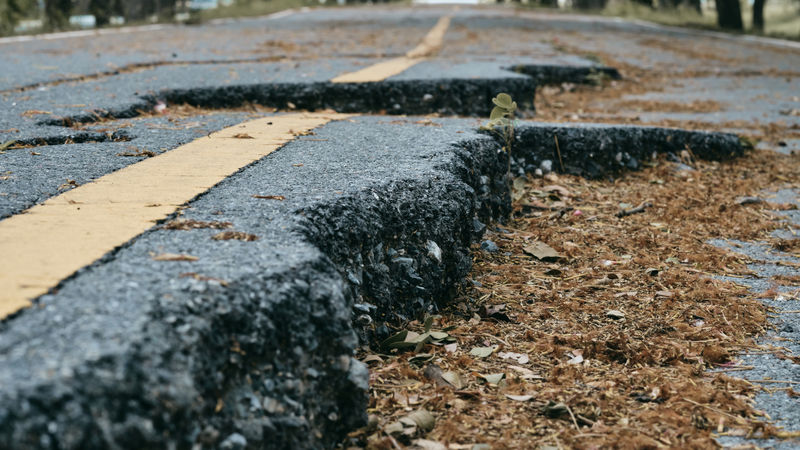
[0,114,743,449]
[0,118,508,450]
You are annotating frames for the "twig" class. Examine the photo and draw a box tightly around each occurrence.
[554,135,564,173]
[616,201,653,218]
[682,398,742,421]
[480,333,511,347]
[780,310,800,314]
[747,380,800,385]
[707,366,755,373]
[565,404,583,435]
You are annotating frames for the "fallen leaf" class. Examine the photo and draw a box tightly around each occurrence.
[504,394,534,401]
[606,310,626,320]
[361,354,383,364]
[442,371,467,389]
[152,253,199,261]
[477,373,505,385]
[498,352,529,364]
[212,231,258,241]
[567,354,584,364]
[410,439,446,450]
[21,110,52,117]
[252,195,285,200]
[523,242,564,261]
[232,133,255,139]
[444,343,458,353]
[542,401,568,418]
[162,219,233,230]
[470,346,494,358]
[542,184,570,198]
[399,410,435,431]
[414,119,442,127]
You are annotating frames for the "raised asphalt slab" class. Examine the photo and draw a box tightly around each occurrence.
[0,5,798,450]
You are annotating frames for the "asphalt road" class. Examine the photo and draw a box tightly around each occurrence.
[1,5,799,450]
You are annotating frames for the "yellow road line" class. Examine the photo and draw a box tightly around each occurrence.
[0,113,352,319]
[330,15,452,84]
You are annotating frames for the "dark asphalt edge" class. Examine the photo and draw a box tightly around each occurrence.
[33,78,539,128]
[509,122,743,178]
[0,126,510,450]
[508,64,621,85]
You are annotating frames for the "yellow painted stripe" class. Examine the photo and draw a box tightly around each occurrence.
[330,15,452,84]
[0,113,353,319]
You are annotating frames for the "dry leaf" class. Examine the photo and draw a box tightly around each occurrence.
[252,195,285,200]
[152,253,198,261]
[523,242,564,261]
[504,394,534,402]
[212,231,258,241]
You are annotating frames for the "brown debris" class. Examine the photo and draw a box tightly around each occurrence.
[161,218,233,230]
[352,144,800,449]
[211,231,258,241]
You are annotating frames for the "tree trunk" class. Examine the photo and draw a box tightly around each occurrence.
[716,0,743,30]
[685,0,701,14]
[44,0,72,30]
[752,0,766,31]
[573,0,606,9]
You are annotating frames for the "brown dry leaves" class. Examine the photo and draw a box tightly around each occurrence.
[355,147,800,449]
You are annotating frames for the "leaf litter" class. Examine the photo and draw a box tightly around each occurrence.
[352,147,800,449]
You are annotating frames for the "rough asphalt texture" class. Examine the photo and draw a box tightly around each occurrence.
[0,5,798,450]
[0,118,509,450]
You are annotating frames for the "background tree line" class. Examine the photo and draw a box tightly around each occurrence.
[0,0,796,36]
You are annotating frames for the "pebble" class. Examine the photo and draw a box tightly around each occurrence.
[481,240,499,253]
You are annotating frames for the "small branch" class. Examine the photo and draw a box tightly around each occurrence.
[707,366,755,373]
[554,135,564,173]
[565,404,583,435]
[682,398,742,421]
[480,333,511,347]
[616,201,653,218]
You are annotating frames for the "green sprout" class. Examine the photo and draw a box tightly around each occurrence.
[481,93,518,188]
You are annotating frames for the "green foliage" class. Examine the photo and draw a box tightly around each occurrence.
[481,93,517,153]
[378,315,457,354]
[0,0,24,35]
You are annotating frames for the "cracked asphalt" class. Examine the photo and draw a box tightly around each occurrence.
[1,4,800,449]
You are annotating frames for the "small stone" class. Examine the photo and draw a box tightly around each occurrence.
[422,93,434,101]
[472,218,487,237]
[534,168,543,177]
[356,314,372,326]
[481,240,499,253]
[426,240,442,264]
[219,433,247,450]
[539,160,553,175]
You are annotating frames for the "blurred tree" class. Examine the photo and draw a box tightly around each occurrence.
[0,0,25,34]
[89,0,121,25]
[716,0,743,29]
[44,0,72,29]
[752,0,765,31]
[573,0,607,9]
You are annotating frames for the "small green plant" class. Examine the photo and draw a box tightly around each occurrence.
[482,93,517,150]
[481,93,518,189]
